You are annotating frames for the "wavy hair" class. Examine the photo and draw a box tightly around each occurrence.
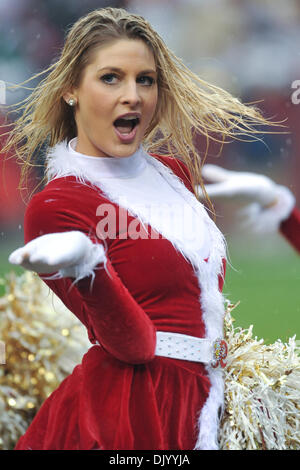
[1,7,283,210]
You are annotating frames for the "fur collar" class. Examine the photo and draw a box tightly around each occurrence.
[46,140,226,279]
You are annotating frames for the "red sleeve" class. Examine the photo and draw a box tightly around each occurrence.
[24,179,156,364]
[279,207,300,254]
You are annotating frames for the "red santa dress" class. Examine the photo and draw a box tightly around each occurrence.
[15,139,228,450]
[280,207,300,253]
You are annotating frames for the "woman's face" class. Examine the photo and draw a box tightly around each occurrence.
[66,38,158,158]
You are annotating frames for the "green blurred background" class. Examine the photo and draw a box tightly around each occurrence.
[223,232,299,344]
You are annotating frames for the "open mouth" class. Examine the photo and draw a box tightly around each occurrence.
[113,116,140,135]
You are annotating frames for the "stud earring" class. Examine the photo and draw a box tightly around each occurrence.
[68,98,76,106]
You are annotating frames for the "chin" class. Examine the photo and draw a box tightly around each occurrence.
[112,142,141,158]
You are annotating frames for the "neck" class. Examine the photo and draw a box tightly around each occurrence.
[46,138,147,181]
[69,137,138,160]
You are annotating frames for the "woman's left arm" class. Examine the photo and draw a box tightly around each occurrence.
[279,207,300,253]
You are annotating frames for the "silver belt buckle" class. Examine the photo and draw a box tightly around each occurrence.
[211,338,228,368]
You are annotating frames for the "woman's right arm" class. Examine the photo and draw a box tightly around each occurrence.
[200,164,300,252]
[10,185,157,364]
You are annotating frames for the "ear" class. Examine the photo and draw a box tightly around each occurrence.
[62,88,78,105]
[63,93,73,105]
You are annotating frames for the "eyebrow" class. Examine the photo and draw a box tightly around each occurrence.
[97,66,157,75]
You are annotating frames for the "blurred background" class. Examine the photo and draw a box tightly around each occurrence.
[0,0,299,342]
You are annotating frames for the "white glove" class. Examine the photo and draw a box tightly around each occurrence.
[8,231,106,281]
[200,164,296,233]
[201,164,280,206]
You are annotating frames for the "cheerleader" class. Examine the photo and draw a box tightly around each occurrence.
[4,7,279,450]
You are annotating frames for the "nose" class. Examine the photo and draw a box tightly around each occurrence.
[121,80,141,107]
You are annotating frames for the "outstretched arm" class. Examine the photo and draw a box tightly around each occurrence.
[200,164,299,252]
[9,190,157,364]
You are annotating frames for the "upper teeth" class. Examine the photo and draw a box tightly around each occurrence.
[122,116,138,120]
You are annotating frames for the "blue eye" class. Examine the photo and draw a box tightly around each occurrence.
[100,73,155,86]
[138,76,155,86]
[101,73,118,84]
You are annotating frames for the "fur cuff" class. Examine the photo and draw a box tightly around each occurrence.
[41,242,107,288]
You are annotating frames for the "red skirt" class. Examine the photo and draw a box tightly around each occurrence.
[15,345,210,450]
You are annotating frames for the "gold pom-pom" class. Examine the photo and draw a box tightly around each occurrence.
[0,272,299,450]
[219,301,300,450]
[0,271,89,449]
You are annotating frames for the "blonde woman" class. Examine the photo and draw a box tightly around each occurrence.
[5,8,276,450]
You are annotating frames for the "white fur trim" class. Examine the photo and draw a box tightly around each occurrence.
[59,242,108,286]
[41,236,108,289]
[46,141,147,182]
[45,141,227,449]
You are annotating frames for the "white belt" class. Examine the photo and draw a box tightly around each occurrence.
[155,331,228,368]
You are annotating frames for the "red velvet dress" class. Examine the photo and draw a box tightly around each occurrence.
[280,207,300,253]
[15,147,226,451]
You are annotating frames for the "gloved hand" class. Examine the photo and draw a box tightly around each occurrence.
[8,231,106,281]
[200,164,296,232]
[201,164,281,206]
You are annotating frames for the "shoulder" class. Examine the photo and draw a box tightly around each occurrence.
[149,153,194,193]
[24,176,108,244]
[27,176,107,212]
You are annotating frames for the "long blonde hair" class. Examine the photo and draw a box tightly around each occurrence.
[1,7,283,210]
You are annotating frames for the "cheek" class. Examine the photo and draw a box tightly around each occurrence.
[80,84,112,117]
[89,95,110,116]
[146,90,158,119]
